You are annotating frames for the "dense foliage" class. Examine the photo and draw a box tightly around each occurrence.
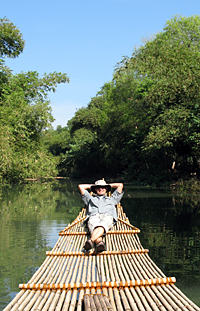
[1,15,200,185]
[45,15,200,184]
[0,18,69,182]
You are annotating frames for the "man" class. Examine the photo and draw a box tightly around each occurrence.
[78,179,124,252]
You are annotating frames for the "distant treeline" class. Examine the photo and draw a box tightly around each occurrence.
[1,15,200,184]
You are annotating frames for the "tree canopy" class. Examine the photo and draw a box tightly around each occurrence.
[0,17,25,58]
[48,15,200,184]
[1,15,200,184]
[0,17,69,182]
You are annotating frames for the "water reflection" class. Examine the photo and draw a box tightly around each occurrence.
[0,180,82,310]
[123,187,200,306]
[0,181,199,309]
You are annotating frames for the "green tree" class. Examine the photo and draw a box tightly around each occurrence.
[42,126,72,177]
[65,97,107,177]
[0,18,69,182]
[48,14,200,183]
[99,14,200,181]
[0,17,25,58]
[133,15,200,177]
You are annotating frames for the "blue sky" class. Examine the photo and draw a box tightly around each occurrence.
[2,0,200,128]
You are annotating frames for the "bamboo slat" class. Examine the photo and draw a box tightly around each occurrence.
[3,290,26,311]
[46,249,149,256]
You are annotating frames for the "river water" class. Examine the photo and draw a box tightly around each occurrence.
[0,180,200,310]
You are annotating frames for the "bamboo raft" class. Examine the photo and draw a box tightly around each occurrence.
[3,204,200,311]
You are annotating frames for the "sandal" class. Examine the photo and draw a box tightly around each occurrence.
[96,241,106,253]
[84,239,93,251]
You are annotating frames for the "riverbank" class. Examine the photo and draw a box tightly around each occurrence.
[1,173,200,202]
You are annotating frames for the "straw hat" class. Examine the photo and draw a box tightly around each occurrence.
[91,179,111,193]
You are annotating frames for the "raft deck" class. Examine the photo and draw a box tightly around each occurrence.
[3,204,200,311]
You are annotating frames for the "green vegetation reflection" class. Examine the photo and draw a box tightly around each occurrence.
[0,180,82,309]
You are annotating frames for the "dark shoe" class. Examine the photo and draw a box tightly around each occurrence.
[96,241,106,253]
[84,239,93,251]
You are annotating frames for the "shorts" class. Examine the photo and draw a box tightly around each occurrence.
[87,213,114,234]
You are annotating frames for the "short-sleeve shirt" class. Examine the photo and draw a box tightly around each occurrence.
[81,189,124,223]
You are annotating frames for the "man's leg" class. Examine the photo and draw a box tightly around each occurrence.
[84,214,113,251]
[90,226,104,244]
[84,215,103,250]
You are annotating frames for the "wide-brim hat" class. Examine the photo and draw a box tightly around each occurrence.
[91,179,111,193]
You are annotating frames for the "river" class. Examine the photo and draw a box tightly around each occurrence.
[0,179,199,310]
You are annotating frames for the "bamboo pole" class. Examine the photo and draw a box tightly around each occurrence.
[17,290,36,311]
[51,256,70,284]
[138,253,163,279]
[92,255,96,283]
[91,295,98,310]
[145,286,167,311]
[83,294,91,311]
[32,256,58,284]
[59,255,75,284]
[103,254,110,282]
[41,290,56,311]
[23,290,41,311]
[118,218,140,231]
[34,289,51,310]
[68,289,78,311]
[108,288,117,311]
[113,288,123,311]
[153,285,184,311]
[93,295,103,311]
[164,284,200,311]
[98,294,112,311]
[27,257,52,284]
[46,249,148,256]
[127,287,146,311]
[61,289,72,310]
[89,295,97,311]
[59,229,140,236]
[139,286,161,311]
[76,290,85,311]
[99,254,106,284]
[76,256,85,283]
[119,288,132,310]
[48,290,62,311]
[29,290,46,311]
[3,290,26,311]
[81,255,89,286]
[55,290,67,311]
[96,256,101,294]
[134,287,152,311]
[102,294,113,311]
[7,290,31,311]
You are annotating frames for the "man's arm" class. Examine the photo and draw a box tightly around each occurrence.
[110,183,123,194]
[78,184,92,195]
